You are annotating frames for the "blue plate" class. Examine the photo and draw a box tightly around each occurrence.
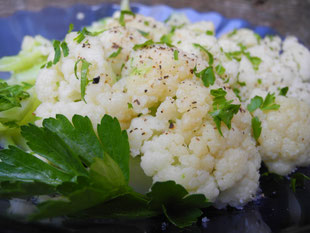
[1,3,308,233]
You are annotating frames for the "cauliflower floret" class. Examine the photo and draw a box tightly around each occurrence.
[255,96,310,175]
[106,13,168,41]
[128,79,261,207]
[122,45,201,113]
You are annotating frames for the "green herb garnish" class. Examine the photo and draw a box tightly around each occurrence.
[206,30,214,36]
[290,173,310,192]
[108,47,123,58]
[227,29,237,38]
[260,93,280,111]
[215,64,225,75]
[247,96,263,112]
[74,58,92,103]
[279,87,289,97]
[209,88,240,136]
[133,40,155,51]
[193,43,214,66]
[52,40,61,65]
[251,116,262,141]
[119,10,136,27]
[68,23,74,33]
[193,66,215,87]
[137,30,150,37]
[60,41,69,57]
[174,50,179,60]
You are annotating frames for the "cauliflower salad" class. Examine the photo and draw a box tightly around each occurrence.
[1,2,310,215]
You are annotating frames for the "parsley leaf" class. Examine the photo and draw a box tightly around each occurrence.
[174,50,179,60]
[290,172,310,193]
[260,93,280,111]
[244,52,262,71]
[60,42,69,57]
[0,81,30,112]
[74,27,106,44]
[247,96,263,112]
[74,58,92,103]
[279,87,289,96]
[193,67,215,87]
[193,43,214,66]
[68,23,74,33]
[133,40,155,51]
[119,10,136,27]
[227,29,237,38]
[147,181,211,228]
[137,29,149,37]
[52,40,61,65]
[108,47,123,58]
[215,64,225,75]
[209,88,240,136]
[251,116,262,141]
[206,30,214,36]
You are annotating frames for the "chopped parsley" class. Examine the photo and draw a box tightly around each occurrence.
[193,66,215,88]
[290,172,310,192]
[127,102,133,109]
[209,88,240,136]
[133,40,155,51]
[279,87,289,97]
[206,30,214,36]
[257,78,262,84]
[193,43,214,66]
[174,50,179,60]
[251,116,262,141]
[254,33,261,44]
[74,27,106,43]
[144,21,149,26]
[74,58,92,103]
[247,96,263,112]
[68,23,74,33]
[108,47,123,58]
[119,10,136,27]
[260,93,280,111]
[60,41,69,57]
[215,64,225,75]
[227,29,237,38]
[137,29,150,37]
[236,73,246,86]
[52,40,61,64]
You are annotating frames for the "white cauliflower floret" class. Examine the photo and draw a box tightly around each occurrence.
[255,96,310,175]
[122,45,200,113]
[128,79,261,207]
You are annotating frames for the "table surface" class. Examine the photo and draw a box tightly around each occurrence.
[0,0,309,47]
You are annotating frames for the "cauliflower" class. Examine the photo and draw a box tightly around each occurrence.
[255,96,310,175]
[127,79,261,207]
[34,10,310,208]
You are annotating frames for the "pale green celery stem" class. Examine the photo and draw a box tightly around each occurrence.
[0,49,46,73]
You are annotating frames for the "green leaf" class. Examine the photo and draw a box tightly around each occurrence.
[68,23,74,33]
[42,114,105,166]
[201,67,215,87]
[260,93,280,111]
[82,192,157,219]
[0,81,30,112]
[61,41,69,57]
[193,43,214,66]
[227,29,237,38]
[21,119,90,177]
[119,10,136,27]
[97,115,130,183]
[290,172,310,192]
[279,87,289,96]
[108,47,123,58]
[133,40,155,51]
[174,50,179,60]
[215,64,225,75]
[52,40,61,65]
[0,146,73,185]
[206,30,213,36]
[137,29,149,37]
[147,181,211,228]
[209,88,240,136]
[244,52,262,71]
[30,156,127,220]
[74,58,92,103]
[247,96,263,112]
[0,181,56,198]
[251,116,262,141]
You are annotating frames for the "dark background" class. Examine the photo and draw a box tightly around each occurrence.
[0,0,309,47]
